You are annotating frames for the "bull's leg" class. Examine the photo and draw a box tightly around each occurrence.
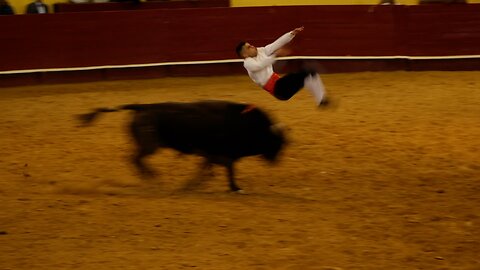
[182,159,213,190]
[132,148,157,178]
[225,162,243,193]
[130,116,158,178]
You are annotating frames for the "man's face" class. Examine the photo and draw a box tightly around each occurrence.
[242,43,257,58]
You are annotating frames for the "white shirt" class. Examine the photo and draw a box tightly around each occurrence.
[36,2,47,13]
[243,32,295,87]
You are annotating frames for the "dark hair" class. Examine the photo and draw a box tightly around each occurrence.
[235,41,247,58]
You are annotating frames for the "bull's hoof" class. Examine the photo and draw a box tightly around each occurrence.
[233,189,247,195]
[138,169,158,179]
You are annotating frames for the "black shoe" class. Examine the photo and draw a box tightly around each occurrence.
[318,96,339,110]
[318,97,330,107]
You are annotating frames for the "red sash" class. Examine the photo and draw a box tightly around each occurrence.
[262,73,280,94]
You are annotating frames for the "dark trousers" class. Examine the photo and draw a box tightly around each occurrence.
[273,71,313,101]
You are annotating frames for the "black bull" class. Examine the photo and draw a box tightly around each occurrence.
[77,100,287,192]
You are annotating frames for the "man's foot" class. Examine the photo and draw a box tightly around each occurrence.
[318,96,330,107]
[318,96,338,109]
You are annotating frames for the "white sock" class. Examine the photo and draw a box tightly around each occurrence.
[304,74,326,105]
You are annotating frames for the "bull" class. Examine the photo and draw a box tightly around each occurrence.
[77,100,286,193]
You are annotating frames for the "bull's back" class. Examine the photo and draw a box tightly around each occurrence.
[133,100,276,157]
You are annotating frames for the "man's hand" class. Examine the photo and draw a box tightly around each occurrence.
[291,26,304,36]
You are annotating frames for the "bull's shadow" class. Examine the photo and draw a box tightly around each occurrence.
[77,100,287,193]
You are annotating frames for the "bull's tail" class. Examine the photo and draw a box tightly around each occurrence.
[76,104,146,126]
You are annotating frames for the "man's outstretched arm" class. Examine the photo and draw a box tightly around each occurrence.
[264,26,304,56]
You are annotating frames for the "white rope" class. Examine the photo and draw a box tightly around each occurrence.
[1,55,480,75]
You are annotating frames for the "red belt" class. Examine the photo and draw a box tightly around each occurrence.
[262,73,280,94]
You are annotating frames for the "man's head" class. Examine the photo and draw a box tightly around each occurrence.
[236,41,257,58]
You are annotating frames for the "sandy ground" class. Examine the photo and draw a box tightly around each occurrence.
[0,71,479,270]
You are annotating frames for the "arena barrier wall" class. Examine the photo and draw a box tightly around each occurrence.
[53,0,230,13]
[1,4,480,86]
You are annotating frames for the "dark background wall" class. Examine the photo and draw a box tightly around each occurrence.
[1,4,479,86]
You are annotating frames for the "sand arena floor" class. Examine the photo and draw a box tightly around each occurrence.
[0,71,479,269]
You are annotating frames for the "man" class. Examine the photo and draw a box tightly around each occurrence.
[26,0,49,14]
[0,0,15,15]
[236,26,330,108]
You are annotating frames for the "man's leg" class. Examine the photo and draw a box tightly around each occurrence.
[274,71,329,107]
[273,72,308,101]
[304,73,329,106]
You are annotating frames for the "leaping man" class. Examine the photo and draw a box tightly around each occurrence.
[236,26,331,107]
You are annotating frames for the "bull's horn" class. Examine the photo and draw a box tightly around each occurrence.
[270,123,287,134]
